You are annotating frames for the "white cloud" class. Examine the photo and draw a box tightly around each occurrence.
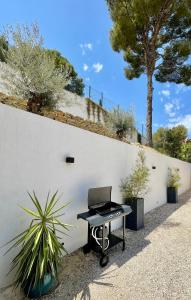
[83,64,89,71]
[173,98,181,110]
[85,43,93,50]
[168,117,179,123]
[92,63,103,73]
[164,98,181,118]
[153,123,164,128]
[164,103,175,117]
[169,112,176,117]
[85,77,90,82]
[161,89,170,97]
[80,43,93,55]
[168,114,191,133]
[175,83,191,95]
[164,102,173,113]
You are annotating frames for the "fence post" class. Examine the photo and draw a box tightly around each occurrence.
[99,92,103,107]
[142,124,144,137]
[88,86,91,99]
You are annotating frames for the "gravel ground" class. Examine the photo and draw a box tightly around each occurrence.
[1,189,191,300]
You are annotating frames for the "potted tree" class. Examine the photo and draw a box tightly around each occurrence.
[120,150,150,230]
[5,191,70,298]
[167,168,181,203]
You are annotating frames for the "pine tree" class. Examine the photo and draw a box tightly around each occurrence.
[106,0,191,146]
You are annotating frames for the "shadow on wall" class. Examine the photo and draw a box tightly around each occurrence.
[45,189,191,300]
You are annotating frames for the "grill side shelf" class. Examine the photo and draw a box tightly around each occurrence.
[77,211,90,220]
[77,205,132,227]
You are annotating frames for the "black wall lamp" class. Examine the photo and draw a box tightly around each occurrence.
[66,156,75,163]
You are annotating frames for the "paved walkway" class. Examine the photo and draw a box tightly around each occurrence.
[2,189,191,300]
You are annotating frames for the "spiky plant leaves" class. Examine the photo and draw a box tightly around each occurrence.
[5,191,70,291]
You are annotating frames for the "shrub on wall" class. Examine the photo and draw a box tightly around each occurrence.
[86,98,105,123]
[0,35,8,62]
[45,49,84,96]
[106,106,135,139]
[1,24,69,113]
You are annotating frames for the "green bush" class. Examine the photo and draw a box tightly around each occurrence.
[153,125,188,159]
[106,106,135,139]
[167,168,181,188]
[180,143,191,162]
[1,24,69,112]
[120,150,150,198]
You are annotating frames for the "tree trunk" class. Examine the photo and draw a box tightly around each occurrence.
[27,92,43,113]
[116,128,125,140]
[146,73,153,147]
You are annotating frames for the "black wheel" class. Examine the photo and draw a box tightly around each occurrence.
[83,244,91,254]
[122,241,125,251]
[100,254,109,267]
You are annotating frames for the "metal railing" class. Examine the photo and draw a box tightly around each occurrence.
[84,84,117,110]
[84,84,146,137]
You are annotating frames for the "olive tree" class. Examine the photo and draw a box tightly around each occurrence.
[106,106,135,139]
[0,36,8,62]
[45,49,84,96]
[1,24,69,112]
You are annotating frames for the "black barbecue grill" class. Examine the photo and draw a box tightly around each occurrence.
[77,186,132,267]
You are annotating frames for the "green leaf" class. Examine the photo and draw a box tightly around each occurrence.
[20,206,40,218]
[45,191,58,215]
[48,202,70,217]
[5,190,71,289]
[44,191,50,212]
[47,231,54,253]
[32,226,43,250]
[32,191,44,217]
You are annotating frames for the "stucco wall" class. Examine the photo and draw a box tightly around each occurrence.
[56,90,88,119]
[0,63,106,124]
[56,90,138,143]
[0,63,138,143]
[56,90,106,123]
[0,103,190,288]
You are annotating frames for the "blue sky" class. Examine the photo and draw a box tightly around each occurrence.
[1,0,191,134]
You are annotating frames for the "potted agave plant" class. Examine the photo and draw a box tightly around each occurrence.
[120,150,150,230]
[5,191,70,298]
[167,168,181,203]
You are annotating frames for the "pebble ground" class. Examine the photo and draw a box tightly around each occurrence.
[1,190,191,300]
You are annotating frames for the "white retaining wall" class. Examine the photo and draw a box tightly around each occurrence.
[0,63,106,124]
[56,89,106,123]
[0,103,190,288]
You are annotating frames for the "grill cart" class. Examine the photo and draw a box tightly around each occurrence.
[77,186,132,267]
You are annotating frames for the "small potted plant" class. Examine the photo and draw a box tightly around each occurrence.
[5,191,70,298]
[120,150,150,230]
[167,168,181,203]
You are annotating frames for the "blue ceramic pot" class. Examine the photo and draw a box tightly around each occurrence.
[23,273,58,299]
